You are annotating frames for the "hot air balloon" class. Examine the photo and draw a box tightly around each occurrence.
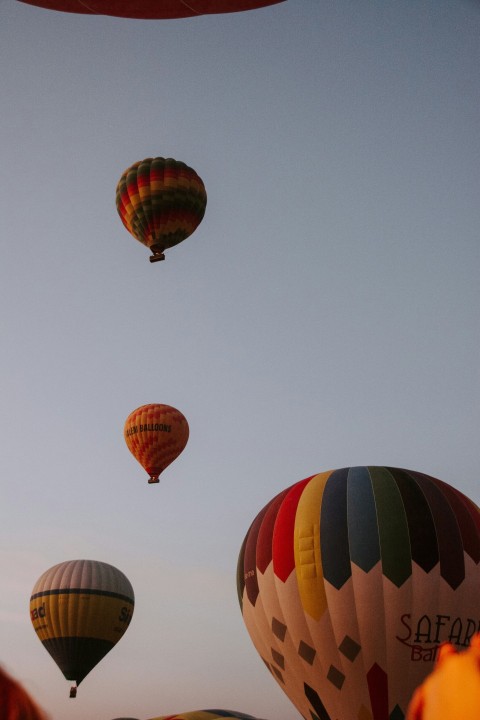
[30,559,134,697]
[17,0,285,19]
[407,635,480,720]
[124,403,189,483]
[237,466,480,720]
[147,711,270,720]
[116,157,207,263]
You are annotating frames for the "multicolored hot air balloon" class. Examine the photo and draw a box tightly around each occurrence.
[124,403,189,483]
[116,157,207,263]
[147,711,270,720]
[30,559,134,697]
[17,1,285,19]
[237,466,480,720]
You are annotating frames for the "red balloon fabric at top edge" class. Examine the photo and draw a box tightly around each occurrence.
[17,0,285,19]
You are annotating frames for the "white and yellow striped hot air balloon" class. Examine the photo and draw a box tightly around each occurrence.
[30,559,134,697]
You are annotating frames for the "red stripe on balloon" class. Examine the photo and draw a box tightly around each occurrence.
[367,663,389,720]
[273,477,313,583]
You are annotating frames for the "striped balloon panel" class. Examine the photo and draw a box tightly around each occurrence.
[237,467,480,720]
[30,560,134,685]
[124,403,189,481]
[116,157,206,252]
[147,712,269,720]
[18,0,286,19]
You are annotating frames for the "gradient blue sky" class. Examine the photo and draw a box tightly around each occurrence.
[0,1,479,718]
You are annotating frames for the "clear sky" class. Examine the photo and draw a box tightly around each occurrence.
[0,1,479,719]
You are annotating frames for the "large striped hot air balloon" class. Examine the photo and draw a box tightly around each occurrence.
[30,559,134,697]
[17,0,285,19]
[237,467,480,720]
[116,157,207,263]
[147,711,270,720]
[124,403,189,483]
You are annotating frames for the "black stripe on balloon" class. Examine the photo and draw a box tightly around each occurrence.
[320,467,350,589]
[41,637,114,685]
[388,468,439,573]
[413,472,465,590]
[30,588,134,603]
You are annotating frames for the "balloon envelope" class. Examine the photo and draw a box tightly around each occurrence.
[30,559,134,692]
[124,403,189,483]
[116,157,206,262]
[18,0,285,19]
[237,466,480,720]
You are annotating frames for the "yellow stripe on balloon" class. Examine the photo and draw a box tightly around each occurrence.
[294,471,332,621]
[30,591,133,644]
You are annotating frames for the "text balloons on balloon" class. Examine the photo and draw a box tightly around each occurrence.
[124,403,189,483]
[237,466,480,720]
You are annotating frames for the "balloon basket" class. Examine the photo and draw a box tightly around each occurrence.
[69,685,77,698]
[148,477,160,484]
[149,252,165,263]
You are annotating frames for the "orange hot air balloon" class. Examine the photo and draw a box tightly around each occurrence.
[407,635,480,720]
[17,1,285,19]
[124,404,189,483]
